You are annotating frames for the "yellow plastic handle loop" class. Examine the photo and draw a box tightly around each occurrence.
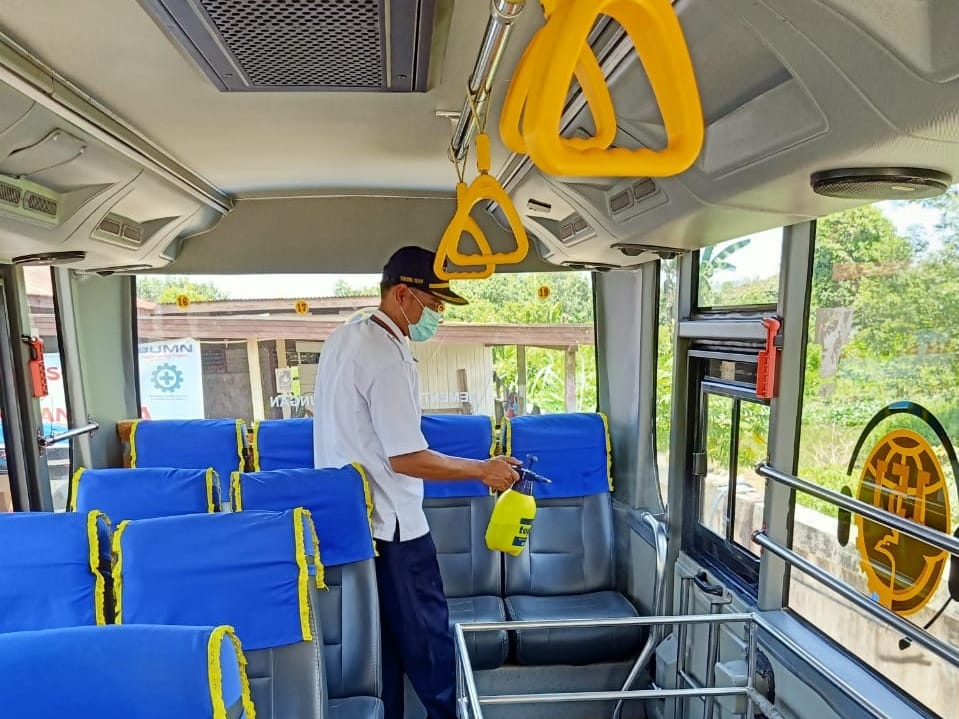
[500,4,616,156]
[524,0,704,177]
[435,183,497,281]
[443,173,529,268]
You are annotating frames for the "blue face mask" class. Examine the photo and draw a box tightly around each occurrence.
[405,292,443,342]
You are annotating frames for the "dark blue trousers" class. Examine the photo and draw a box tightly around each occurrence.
[375,531,456,719]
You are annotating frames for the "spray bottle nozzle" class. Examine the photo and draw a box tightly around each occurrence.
[518,454,551,484]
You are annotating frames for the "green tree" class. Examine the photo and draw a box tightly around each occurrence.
[811,205,913,309]
[137,276,227,303]
[333,279,380,297]
[445,272,597,413]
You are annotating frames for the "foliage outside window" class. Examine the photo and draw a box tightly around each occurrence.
[697,228,782,309]
[657,259,677,505]
[133,271,597,426]
[789,190,959,717]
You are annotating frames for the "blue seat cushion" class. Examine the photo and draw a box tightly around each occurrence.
[329,696,385,719]
[505,591,643,665]
[448,595,508,670]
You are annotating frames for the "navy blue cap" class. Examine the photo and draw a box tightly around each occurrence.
[381,246,468,306]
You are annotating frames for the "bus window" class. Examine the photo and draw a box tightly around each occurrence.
[697,228,782,310]
[790,194,959,716]
[698,391,769,553]
[657,257,677,505]
[24,268,71,511]
[133,271,597,426]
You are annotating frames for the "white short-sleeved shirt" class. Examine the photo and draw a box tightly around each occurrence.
[313,309,430,541]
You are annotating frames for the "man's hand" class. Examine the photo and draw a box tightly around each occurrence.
[478,456,522,492]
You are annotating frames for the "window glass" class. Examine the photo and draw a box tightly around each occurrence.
[791,192,959,716]
[23,267,71,510]
[134,271,597,427]
[699,391,769,554]
[697,228,782,309]
[656,258,677,504]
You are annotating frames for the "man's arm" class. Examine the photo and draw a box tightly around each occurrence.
[390,450,520,493]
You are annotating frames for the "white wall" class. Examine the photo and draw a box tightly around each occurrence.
[411,342,495,416]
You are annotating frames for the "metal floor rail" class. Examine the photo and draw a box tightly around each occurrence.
[454,613,787,719]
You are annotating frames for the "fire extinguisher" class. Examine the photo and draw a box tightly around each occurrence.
[22,336,48,398]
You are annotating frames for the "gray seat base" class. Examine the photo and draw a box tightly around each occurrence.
[505,591,643,665]
[329,696,385,719]
[448,594,508,670]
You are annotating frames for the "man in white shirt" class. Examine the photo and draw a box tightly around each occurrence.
[313,246,519,719]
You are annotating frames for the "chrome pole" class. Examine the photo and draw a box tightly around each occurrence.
[449,0,527,161]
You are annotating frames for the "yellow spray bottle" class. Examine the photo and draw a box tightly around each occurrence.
[485,455,552,556]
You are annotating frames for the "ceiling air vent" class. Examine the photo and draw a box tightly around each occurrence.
[140,0,438,92]
[23,192,58,218]
[633,178,657,201]
[94,214,146,249]
[0,175,60,227]
[0,181,22,207]
[557,212,595,246]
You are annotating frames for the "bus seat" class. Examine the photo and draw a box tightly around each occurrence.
[114,509,329,719]
[252,418,314,470]
[70,466,220,521]
[0,624,255,718]
[231,466,384,719]
[422,414,507,670]
[501,413,642,665]
[0,511,112,633]
[130,418,247,487]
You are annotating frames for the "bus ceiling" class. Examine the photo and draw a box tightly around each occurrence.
[0,1,956,274]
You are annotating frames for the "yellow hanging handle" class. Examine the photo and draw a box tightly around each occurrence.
[435,133,530,280]
[435,181,496,280]
[518,0,704,177]
[500,1,617,155]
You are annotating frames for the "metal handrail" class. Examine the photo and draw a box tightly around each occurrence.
[456,613,753,632]
[449,0,527,161]
[453,611,919,719]
[753,531,959,668]
[756,463,959,557]
[38,420,99,448]
[612,513,668,719]
[453,614,757,719]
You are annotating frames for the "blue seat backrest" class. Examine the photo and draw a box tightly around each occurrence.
[114,510,327,718]
[425,495,499,598]
[252,418,314,470]
[502,413,615,596]
[421,414,494,498]
[0,624,255,718]
[0,511,111,633]
[130,419,247,486]
[420,415,499,597]
[231,466,380,701]
[114,509,322,649]
[70,466,220,521]
[502,412,612,498]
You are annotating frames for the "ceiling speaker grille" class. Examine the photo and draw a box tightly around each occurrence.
[200,0,385,87]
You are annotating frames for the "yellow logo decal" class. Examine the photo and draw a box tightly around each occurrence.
[855,429,951,616]
[175,294,190,310]
[294,300,310,316]
[537,285,551,301]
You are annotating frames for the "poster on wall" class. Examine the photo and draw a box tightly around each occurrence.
[40,352,69,438]
[138,337,205,420]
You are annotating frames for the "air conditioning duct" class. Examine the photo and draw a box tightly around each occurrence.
[139,0,440,92]
[93,213,145,249]
[0,174,60,227]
